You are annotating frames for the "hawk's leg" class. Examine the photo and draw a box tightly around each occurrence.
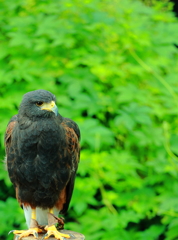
[43,208,70,240]
[10,208,43,239]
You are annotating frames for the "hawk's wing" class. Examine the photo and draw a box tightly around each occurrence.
[4,115,18,180]
[5,115,18,149]
[4,114,20,205]
[59,117,80,214]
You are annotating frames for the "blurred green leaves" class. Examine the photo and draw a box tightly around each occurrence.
[0,0,178,239]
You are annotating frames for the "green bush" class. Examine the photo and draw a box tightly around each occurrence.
[0,0,178,239]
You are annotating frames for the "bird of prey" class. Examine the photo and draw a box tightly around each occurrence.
[5,90,80,240]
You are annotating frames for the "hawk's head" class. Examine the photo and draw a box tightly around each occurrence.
[18,90,58,119]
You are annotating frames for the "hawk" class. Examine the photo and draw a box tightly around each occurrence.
[5,90,80,240]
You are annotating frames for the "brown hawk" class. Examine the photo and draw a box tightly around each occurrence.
[5,90,80,239]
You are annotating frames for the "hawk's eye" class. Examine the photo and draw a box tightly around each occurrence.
[36,101,44,106]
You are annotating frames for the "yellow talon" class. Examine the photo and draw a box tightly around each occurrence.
[9,208,44,239]
[12,228,43,239]
[44,225,70,239]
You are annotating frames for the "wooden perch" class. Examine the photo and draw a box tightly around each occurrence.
[14,230,85,240]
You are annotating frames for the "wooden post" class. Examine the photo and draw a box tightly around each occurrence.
[14,230,85,240]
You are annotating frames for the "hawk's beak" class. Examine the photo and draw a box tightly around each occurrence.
[41,101,58,116]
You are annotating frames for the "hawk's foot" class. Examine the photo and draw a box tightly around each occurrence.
[9,228,43,239]
[43,225,70,240]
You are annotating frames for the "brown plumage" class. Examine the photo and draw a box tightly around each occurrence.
[5,90,80,239]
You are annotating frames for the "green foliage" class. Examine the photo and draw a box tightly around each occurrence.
[0,0,178,239]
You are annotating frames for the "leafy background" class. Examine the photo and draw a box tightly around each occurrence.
[0,0,178,239]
